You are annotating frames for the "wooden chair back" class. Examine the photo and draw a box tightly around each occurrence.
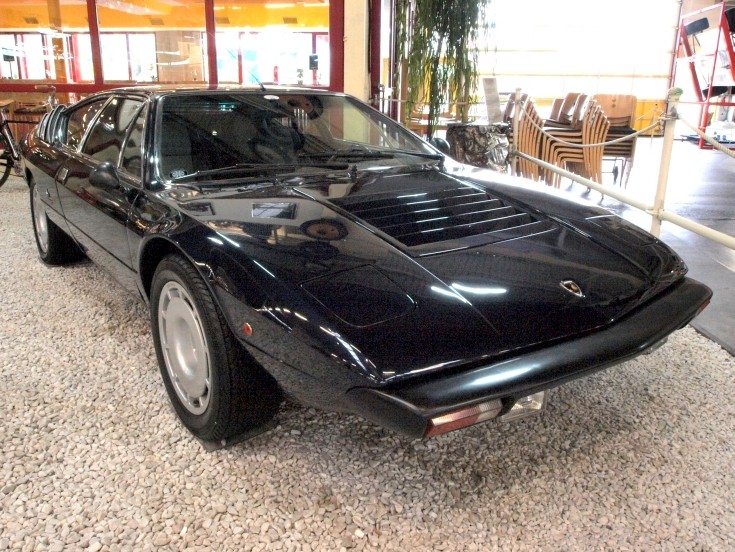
[592,94,638,186]
[514,97,544,182]
[545,93,588,128]
[547,92,582,124]
[592,94,636,128]
[503,92,529,123]
[542,99,609,186]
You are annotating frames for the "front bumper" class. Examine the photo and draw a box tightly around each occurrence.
[345,277,712,438]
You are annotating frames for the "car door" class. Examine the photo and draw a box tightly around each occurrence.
[56,95,146,290]
[26,104,78,232]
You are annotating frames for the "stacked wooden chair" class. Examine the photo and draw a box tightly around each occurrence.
[513,97,545,182]
[502,91,529,123]
[541,99,610,187]
[545,92,586,128]
[591,94,638,187]
[511,94,610,188]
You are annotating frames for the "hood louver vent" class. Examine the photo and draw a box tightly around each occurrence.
[331,183,551,251]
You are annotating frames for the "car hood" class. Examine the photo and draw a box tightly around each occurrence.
[306,166,684,330]
[168,165,687,379]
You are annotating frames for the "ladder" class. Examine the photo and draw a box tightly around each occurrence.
[673,1,735,147]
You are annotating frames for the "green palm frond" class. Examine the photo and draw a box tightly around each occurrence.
[395,0,489,139]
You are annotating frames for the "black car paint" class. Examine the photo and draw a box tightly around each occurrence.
[21,87,712,437]
[154,170,685,397]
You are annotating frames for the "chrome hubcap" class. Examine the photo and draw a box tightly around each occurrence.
[158,281,211,415]
[32,186,49,254]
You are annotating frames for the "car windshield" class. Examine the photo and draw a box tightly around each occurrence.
[157,92,439,182]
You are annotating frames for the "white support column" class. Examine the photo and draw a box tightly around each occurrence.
[650,88,682,237]
[343,0,371,101]
[511,88,522,176]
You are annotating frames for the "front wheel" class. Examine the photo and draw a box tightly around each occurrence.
[0,153,11,187]
[30,177,84,265]
[150,254,281,442]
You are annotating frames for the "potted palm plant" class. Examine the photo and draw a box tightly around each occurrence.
[394,0,489,140]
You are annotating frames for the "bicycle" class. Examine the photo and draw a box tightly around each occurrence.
[35,84,58,111]
[0,107,22,188]
[0,85,56,188]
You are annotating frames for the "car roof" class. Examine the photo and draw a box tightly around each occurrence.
[101,85,341,100]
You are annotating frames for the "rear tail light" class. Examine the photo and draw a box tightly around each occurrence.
[424,391,549,438]
[500,391,548,422]
[425,399,502,438]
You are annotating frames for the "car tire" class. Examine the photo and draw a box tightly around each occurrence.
[150,253,281,442]
[30,177,84,265]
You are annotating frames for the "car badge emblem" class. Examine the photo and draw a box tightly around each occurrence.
[560,280,585,298]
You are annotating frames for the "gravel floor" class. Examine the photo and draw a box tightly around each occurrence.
[2,175,734,551]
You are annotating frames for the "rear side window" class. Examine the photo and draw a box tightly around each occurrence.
[82,98,144,165]
[39,105,64,144]
[121,106,147,177]
[64,99,107,150]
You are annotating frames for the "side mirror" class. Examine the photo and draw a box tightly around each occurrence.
[429,136,451,155]
[90,162,120,189]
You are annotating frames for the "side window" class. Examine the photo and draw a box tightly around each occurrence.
[64,99,107,150]
[42,105,67,144]
[82,98,143,165]
[43,105,68,144]
[121,106,147,177]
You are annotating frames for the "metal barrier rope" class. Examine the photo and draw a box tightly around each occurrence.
[508,87,735,250]
[677,117,735,159]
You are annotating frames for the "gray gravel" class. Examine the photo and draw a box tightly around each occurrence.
[1,175,734,551]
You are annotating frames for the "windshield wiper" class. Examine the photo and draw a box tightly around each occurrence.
[301,149,395,162]
[170,163,292,182]
[301,148,444,165]
[170,161,348,183]
[391,149,444,162]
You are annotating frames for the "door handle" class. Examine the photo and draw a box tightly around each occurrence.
[55,166,69,184]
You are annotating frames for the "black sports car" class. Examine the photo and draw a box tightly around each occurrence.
[21,86,712,443]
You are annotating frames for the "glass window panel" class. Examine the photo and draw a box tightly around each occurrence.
[481,0,680,102]
[314,34,330,87]
[64,99,107,150]
[0,0,335,86]
[154,30,207,84]
[82,97,143,165]
[21,35,47,80]
[101,34,131,81]
[98,33,157,82]
[0,1,93,84]
[0,35,19,79]
[241,30,315,86]
[129,34,157,83]
[122,106,147,177]
[213,0,330,87]
[0,34,51,80]
[96,1,206,84]
[70,35,94,83]
[216,32,241,84]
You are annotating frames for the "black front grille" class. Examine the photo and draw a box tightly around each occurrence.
[331,184,544,248]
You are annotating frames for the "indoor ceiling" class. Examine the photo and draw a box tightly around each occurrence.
[0,0,330,30]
